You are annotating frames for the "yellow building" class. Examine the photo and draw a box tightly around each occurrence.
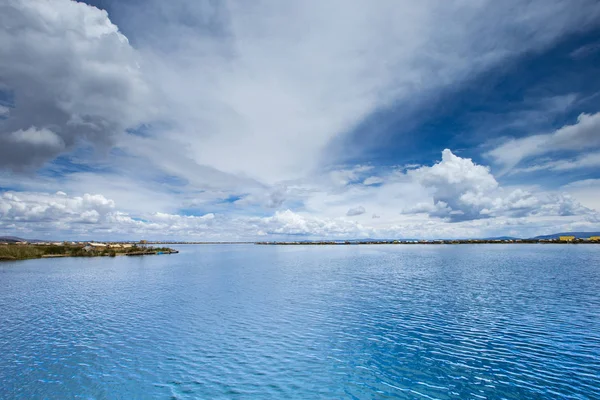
[589,236,600,241]
[559,236,576,242]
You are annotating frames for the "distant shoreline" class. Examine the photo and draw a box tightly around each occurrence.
[256,239,600,245]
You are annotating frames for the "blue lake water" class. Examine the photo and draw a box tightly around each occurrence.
[1,244,600,399]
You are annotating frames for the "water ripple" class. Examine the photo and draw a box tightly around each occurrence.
[1,244,599,399]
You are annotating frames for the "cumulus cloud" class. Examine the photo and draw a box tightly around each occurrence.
[346,206,366,216]
[0,190,369,239]
[0,190,217,237]
[488,112,600,171]
[260,210,365,237]
[405,149,595,222]
[0,0,151,169]
[104,211,216,238]
[0,185,597,240]
[409,149,498,221]
[1,145,596,240]
[0,191,115,225]
[0,190,360,239]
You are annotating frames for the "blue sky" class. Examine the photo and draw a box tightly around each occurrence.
[1,0,600,240]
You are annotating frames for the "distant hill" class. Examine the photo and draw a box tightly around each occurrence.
[0,236,49,243]
[0,236,27,243]
[482,236,521,241]
[532,232,600,240]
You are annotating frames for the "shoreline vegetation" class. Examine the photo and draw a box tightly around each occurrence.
[0,243,178,262]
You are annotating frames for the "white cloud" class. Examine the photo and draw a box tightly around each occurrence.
[405,149,595,221]
[513,150,600,173]
[346,206,366,216]
[1,1,600,240]
[123,0,600,184]
[9,127,65,150]
[408,149,498,221]
[488,112,600,171]
[260,210,365,237]
[329,166,373,187]
[363,176,384,186]
[2,148,596,240]
[0,191,114,225]
[0,190,218,238]
[1,182,597,240]
[561,179,600,211]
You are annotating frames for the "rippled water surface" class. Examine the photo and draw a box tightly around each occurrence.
[1,244,600,399]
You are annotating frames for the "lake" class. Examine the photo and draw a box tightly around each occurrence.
[1,244,599,399]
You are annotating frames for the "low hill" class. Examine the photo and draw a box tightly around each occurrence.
[0,236,27,243]
[0,236,49,243]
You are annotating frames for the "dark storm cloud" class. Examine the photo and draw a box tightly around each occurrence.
[0,0,151,170]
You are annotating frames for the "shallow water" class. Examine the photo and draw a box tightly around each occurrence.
[1,244,600,399]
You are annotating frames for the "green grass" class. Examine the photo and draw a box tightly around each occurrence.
[0,245,44,260]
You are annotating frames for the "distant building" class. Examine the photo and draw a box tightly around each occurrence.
[88,242,107,247]
[559,236,576,242]
[589,236,600,241]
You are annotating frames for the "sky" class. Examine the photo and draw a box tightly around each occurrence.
[1,0,600,241]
